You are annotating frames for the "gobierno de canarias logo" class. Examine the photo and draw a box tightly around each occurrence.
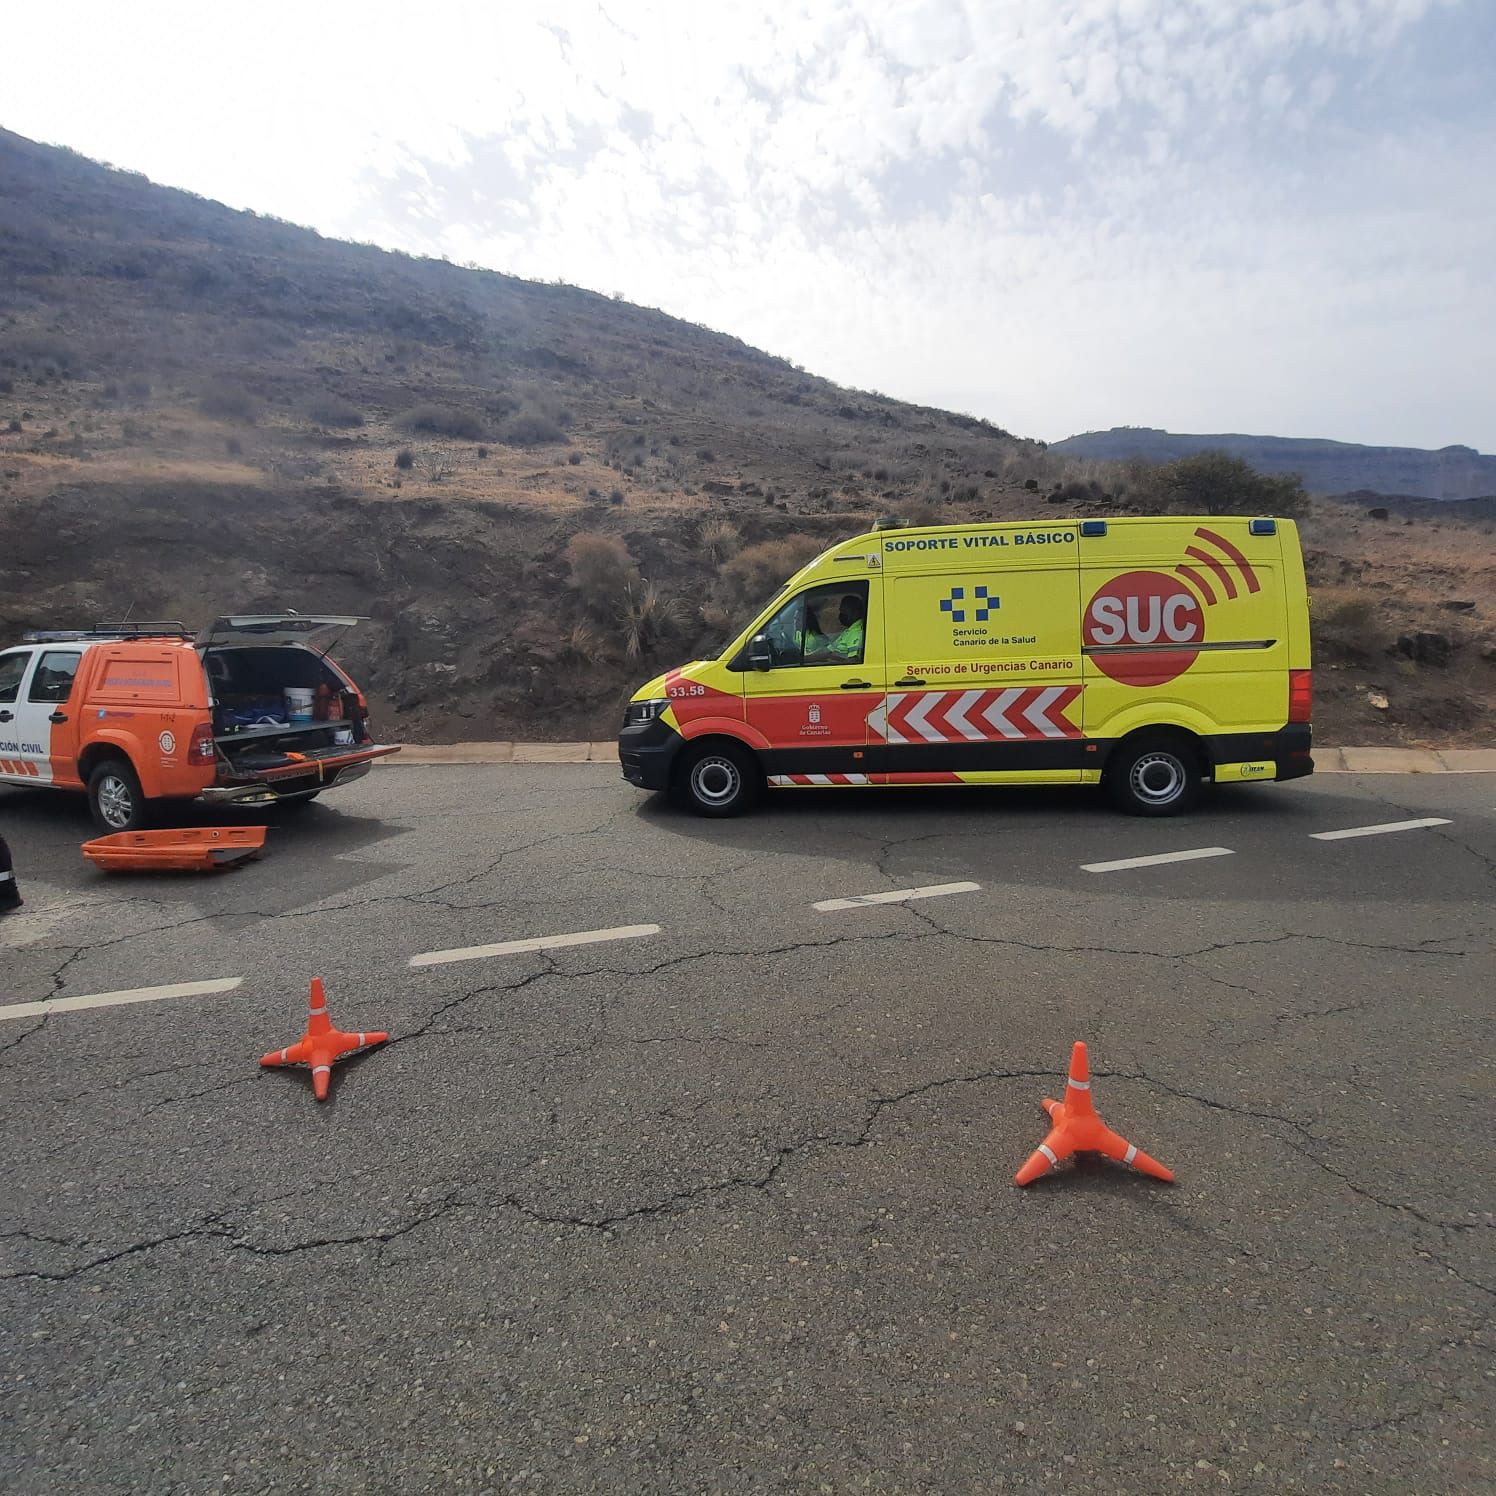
[1083,526,1262,686]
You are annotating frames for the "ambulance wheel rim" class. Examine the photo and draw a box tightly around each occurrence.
[1129,752,1186,806]
[98,774,134,829]
[691,755,740,806]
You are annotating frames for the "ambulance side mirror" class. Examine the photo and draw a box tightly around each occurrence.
[747,634,773,671]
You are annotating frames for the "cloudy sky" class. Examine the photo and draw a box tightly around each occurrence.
[7,1,1494,451]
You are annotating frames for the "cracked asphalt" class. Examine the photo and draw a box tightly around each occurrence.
[1,766,1492,1493]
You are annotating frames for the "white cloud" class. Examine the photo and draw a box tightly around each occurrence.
[2,0,1489,449]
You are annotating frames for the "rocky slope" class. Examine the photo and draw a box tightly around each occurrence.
[1,128,1492,747]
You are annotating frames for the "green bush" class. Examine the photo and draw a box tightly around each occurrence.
[1134,451,1307,518]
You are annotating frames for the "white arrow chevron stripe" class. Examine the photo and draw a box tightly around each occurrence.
[866,698,908,743]
[981,688,1026,738]
[1022,686,1070,738]
[943,689,988,741]
[902,692,946,742]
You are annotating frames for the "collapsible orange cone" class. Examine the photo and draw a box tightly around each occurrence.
[259,978,388,1101]
[1014,1041,1174,1186]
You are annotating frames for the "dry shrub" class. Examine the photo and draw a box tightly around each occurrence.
[503,410,567,446]
[1314,588,1383,655]
[502,389,573,447]
[400,403,487,441]
[698,517,740,563]
[560,620,602,662]
[307,393,364,428]
[620,580,682,661]
[717,534,824,616]
[565,533,640,615]
[198,379,262,422]
[901,498,945,527]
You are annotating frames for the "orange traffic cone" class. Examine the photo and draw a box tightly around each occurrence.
[1014,1041,1174,1186]
[259,978,388,1101]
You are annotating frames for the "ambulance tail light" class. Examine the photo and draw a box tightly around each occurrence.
[1288,669,1313,723]
[189,722,217,764]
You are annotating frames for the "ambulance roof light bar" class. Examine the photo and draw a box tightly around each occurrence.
[22,621,194,643]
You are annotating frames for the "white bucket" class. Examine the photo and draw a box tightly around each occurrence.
[284,687,315,723]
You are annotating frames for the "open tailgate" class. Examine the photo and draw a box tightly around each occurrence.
[196,614,366,652]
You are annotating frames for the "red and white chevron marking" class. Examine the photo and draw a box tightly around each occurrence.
[866,686,1082,743]
[769,773,871,787]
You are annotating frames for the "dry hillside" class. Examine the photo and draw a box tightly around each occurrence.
[1053,427,1496,502]
[1,127,1492,746]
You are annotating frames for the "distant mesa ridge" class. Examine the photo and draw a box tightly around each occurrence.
[1051,427,1496,502]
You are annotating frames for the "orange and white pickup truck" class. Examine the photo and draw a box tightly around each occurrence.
[0,615,400,831]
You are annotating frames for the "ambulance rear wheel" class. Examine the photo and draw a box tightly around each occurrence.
[1106,735,1202,817]
[88,758,151,833]
[673,741,760,818]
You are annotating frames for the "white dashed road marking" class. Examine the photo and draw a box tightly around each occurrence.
[0,977,244,1023]
[408,923,661,968]
[814,881,980,912]
[1082,847,1235,874]
[1310,817,1453,841]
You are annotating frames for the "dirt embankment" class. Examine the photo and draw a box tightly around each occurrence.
[4,483,1493,749]
[0,482,859,742]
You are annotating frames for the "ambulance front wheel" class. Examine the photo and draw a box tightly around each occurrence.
[1106,734,1203,817]
[88,757,152,833]
[673,741,760,818]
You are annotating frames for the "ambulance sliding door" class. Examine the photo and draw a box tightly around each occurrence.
[872,532,1084,784]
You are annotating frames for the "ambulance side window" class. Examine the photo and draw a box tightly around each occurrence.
[28,651,81,704]
[758,583,868,668]
[0,650,31,705]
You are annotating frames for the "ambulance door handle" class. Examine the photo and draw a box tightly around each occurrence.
[895,676,926,686]
[0,710,11,722]
[49,711,69,724]
[839,679,871,690]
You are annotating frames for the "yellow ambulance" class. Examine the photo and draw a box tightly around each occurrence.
[619,515,1312,816]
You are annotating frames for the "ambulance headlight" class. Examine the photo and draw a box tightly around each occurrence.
[624,698,669,726]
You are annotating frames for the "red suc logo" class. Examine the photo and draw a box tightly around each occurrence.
[1084,570,1203,685]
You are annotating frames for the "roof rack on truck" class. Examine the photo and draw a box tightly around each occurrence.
[21,621,194,643]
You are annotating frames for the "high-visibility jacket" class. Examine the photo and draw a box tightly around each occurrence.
[828,619,865,659]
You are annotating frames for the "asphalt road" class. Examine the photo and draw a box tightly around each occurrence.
[1,766,1492,1493]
